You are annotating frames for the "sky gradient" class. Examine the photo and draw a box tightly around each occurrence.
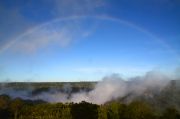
[0,0,180,82]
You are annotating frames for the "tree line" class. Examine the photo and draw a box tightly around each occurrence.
[0,94,180,119]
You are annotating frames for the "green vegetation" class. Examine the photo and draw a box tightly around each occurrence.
[0,94,180,119]
[0,81,180,119]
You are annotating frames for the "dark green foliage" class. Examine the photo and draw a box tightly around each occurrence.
[0,80,180,119]
[0,94,11,118]
[71,101,99,119]
[19,103,72,119]
[0,94,10,109]
[0,95,180,119]
[99,101,157,119]
[160,107,180,119]
[106,102,121,119]
[9,98,24,119]
[98,105,108,119]
[124,101,155,119]
[0,109,11,119]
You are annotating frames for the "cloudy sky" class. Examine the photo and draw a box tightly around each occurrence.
[0,0,180,82]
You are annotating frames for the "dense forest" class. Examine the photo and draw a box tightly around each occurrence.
[0,94,180,119]
[0,80,180,119]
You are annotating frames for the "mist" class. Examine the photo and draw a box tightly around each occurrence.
[70,71,170,104]
[0,71,172,104]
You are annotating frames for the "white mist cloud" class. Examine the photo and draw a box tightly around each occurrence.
[0,71,171,104]
[69,71,170,104]
[85,74,127,104]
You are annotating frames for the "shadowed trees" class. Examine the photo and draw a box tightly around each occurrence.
[0,94,11,118]
[0,94,180,119]
[160,107,180,119]
[123,101,155,119]
[71,101,99,119]
[9,98,24,119]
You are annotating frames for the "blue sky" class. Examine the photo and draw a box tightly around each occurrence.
[0,0,180,82]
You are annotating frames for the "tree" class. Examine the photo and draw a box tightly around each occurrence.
[124,101,155,119]
[161,107,180,119]
[107,102,120,119]
[0,94,10,110]
[0,94,11,119]
[71,101,99,119]
[9,98,24,119]
[98,105,108,119]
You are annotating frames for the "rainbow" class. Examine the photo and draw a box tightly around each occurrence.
[0,15,179,60]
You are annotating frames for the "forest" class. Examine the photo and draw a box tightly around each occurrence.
[0,94,180,119]
[0,80,180,119]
